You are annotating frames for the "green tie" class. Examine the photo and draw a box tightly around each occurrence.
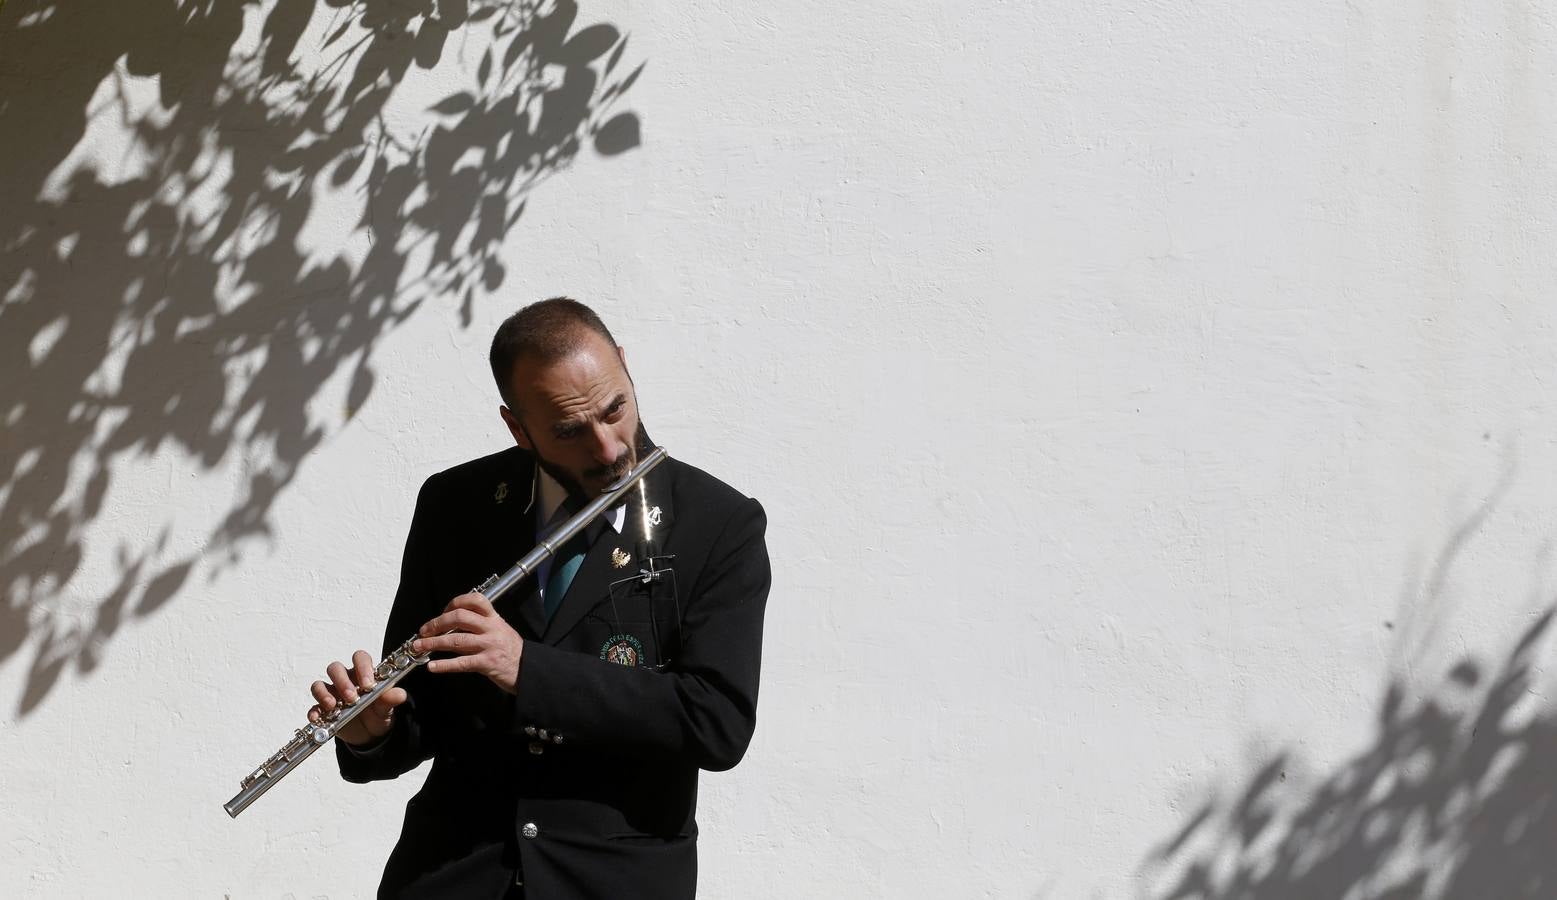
[544,528,588,622]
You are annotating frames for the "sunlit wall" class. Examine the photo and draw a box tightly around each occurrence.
[4,1,1557,896]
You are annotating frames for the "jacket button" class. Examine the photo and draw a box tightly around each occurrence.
[522,822,539,839]
[538,729,549,741]
[551,732,563,744]
[524,725,537,737]
[528,741,545,755]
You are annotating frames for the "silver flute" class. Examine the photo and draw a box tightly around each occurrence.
[223,446,669,818]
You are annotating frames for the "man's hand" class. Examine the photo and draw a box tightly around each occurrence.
[309,650,408,747]
[414,592,525,695]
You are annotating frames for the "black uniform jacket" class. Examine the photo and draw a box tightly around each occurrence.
[336,444,771,899]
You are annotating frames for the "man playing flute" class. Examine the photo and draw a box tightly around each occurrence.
[307,298,772,899]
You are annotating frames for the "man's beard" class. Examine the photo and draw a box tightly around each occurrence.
[534,445,635,500]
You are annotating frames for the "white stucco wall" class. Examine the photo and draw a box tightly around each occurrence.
[5,0,1557,897]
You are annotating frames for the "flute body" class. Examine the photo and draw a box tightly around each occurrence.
[223,446,669,818]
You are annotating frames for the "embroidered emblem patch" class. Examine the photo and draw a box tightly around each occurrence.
[647,506,663,526]
[611,547,632,569]
[494,482,509,504]
[600,634,643,667]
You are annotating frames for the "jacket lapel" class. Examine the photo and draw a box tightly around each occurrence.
[481,452,547,640]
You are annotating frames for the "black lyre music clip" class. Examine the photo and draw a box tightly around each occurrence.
[634,539,676,584]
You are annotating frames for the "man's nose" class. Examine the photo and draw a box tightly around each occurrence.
[588,423,620,465]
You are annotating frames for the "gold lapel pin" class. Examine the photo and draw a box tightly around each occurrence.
[495,482,509,504]
[611,547,632,568]
[648,506,663,526]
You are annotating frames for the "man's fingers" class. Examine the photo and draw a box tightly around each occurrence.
[310,680,336,715]
[418,607,485,638]
[326,660,358,704]
[310,653,395,734]
[416,631,483,655]
[427,654,480,675]
[442,592,493,616]
[352,650,377,690]
[370,687,408,715]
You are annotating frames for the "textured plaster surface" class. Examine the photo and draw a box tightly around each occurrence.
[4,0,1557,897]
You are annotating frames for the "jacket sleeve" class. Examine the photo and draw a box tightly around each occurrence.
[335,474,445,782]
[511,497,771,771]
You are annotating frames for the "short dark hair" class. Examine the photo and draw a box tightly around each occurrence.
[488,297,619,408]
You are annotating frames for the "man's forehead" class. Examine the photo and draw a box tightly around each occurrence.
[512,339,624,400]
[518,368,627,422]
[537,378,626,415]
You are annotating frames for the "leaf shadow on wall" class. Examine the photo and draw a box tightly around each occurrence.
[1137,496,1557,898]
[0,0,645,715]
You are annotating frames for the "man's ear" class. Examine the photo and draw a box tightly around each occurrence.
[617,344,634,383]
[500,406,531,450]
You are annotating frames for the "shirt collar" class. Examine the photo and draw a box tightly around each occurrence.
[536,464,625,534]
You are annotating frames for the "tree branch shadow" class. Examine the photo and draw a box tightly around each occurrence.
[1138,482,1557,899]
[0,0,645,715]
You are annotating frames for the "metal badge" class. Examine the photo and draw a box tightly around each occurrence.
[611,547,631,568]
[494,481,509,504]
[647,505,663,526]
[600,634,643,667]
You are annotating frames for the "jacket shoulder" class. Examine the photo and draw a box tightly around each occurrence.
[667,455,758,516]
[423,446,533,496]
